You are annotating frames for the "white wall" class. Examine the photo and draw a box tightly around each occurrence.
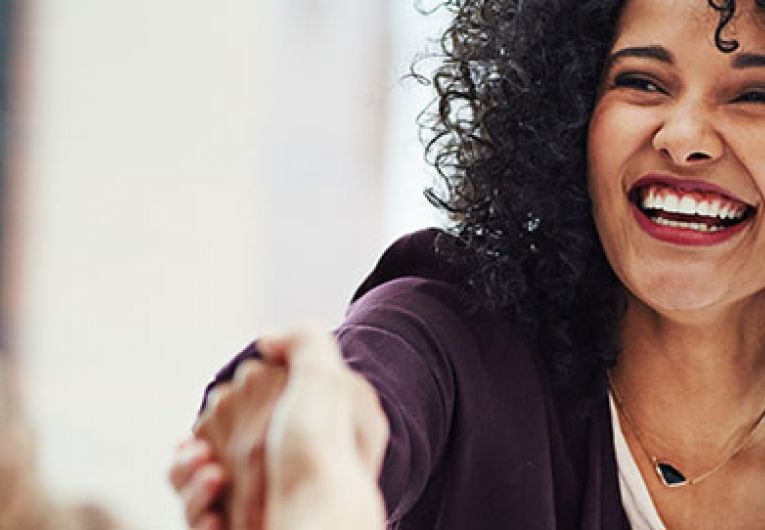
[16,2,447,529]
[21,2,267,528]
[382,3,451,243]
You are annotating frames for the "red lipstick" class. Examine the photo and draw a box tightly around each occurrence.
[628,174,756,247]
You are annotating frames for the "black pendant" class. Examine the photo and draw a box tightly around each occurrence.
[656,462,688,487]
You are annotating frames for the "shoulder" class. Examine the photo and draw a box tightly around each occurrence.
[350,229,466,303]
[341,229,483,356]
[339,229,537,394]
[346,228,476,323]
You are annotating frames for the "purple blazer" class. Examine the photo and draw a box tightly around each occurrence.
[203,230,629,529]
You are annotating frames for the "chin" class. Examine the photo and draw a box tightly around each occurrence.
[625,268,730,315]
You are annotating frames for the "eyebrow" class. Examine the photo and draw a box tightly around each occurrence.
[732,53,765,69]
[605,45,765,72]
[604,45,674,73]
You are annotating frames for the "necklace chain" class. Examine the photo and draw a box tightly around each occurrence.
[607,370,765,488]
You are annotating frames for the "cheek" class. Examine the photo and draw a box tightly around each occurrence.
[587,99,659,207]
[589,100,642,172]
[587,101,627,217]
[586,99,653,276]
[724,125,765,192]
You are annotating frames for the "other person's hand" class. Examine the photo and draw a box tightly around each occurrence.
[193,358,287,530]
[168,438,226,530]
[260,326,389,530]
[169,354,288,530]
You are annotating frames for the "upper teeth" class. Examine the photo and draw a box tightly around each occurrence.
[642,187,746,220]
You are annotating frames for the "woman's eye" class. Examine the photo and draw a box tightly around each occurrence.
[612,73,666,94]
[733,90,765,104]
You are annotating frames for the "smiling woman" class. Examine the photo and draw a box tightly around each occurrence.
[170,1,765,529]
[588,0,765,526]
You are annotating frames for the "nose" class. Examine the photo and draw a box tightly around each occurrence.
[651,101,724,167]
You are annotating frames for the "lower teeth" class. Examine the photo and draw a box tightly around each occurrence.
[651,216,723,232]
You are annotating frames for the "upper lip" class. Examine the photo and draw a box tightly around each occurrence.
[629,174,756,208]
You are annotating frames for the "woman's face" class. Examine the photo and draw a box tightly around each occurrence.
[588,0,765,314]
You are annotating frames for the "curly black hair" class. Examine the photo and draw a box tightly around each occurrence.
[422,0,765,397]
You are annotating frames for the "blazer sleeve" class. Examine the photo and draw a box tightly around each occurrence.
[338,277,458,523]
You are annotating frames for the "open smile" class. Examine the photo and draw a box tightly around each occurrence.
[628,176,757,246]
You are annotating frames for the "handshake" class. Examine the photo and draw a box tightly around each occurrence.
[168,327,389,530]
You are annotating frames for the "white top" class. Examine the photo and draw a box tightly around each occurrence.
[608,392,667,530]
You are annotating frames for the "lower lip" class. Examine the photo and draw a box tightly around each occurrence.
[630,203,753,246]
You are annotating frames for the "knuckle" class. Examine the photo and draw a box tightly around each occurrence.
[184,466,223,522]
[204,388,221,413]
[206,384,233,416]
[260,364,288,392]
[292,324,342,365]
[234,359,288,397]
[193,411,218,438]
[192,417,208,438]
[235,362,287,405]
[233,359,265,389]
[168,469,181,490]
[169,447,193,488]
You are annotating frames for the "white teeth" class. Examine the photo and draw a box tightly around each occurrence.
[678,196,696,215]
[709,199,721,217]
[663,194,679,212]
[652,216,724,232]
[697,200,710,216]
[640,187,747,220]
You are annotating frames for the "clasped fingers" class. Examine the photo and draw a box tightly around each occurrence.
[194,359,287,465]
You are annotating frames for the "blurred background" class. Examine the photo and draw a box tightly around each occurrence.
[4,1,450,528]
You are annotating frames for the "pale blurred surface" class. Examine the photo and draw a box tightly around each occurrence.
[13,2,448,529]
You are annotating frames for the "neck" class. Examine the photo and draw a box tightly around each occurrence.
[612,293,765,457]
